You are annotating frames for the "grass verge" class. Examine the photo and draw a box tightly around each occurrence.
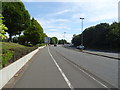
[0,42,38,69]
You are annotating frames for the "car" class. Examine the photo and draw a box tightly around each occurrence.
[54,44,57,46]
[76,45,85,49]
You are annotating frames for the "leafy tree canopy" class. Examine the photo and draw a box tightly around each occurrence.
[50,37,58,44]
[24,18,44,45]
[2,1,30,41]
[0,14,8,40]
[58,39,67,44]
[72,22,120,51]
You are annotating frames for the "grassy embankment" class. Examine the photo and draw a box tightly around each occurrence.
[0,42,44,69]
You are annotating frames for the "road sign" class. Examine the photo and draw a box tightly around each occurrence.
[44,37,50,44]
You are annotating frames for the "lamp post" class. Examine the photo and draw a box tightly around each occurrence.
[63,32,66,45]
[80,18,84,46]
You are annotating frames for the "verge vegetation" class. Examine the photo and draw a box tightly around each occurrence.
[0,1,46,69]
[0,42,39,68]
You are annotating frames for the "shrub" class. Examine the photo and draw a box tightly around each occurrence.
[9,47,37,63]
[1,42,38,68]
[2,50,13,67]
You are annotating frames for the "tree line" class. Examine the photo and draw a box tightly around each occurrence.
[50,37,67,45]
[1,1,47,46]
[72,22,120,51]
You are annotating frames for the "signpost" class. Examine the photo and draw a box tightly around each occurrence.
[44,37,50,44]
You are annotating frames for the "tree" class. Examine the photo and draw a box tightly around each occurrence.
[107,22,120,49]
[40,33,47,43]
[24,18,44,45]
[0,14,8,40]
[82,26,95,47]
[2,1,30,41]
[72,34,81,46]
[72,22,120,51]
[18,35,27,45]
[50,37,58,44]
[12,36,19,43]
[92,23,110,47]
[58,39,67,44]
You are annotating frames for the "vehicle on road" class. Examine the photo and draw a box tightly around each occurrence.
[76,45,85,49]
[54,44,57,46]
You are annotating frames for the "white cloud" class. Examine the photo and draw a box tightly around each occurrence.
[33,0,119,42]
[37,18,69,25]
[88,13,117,22]
[43,9,72,17]
[71,1,118,23]
[54,9,71,15]
[47,29,59,32]
[36,18,73,42]
[52,19,69,23]
[36,17,71,30]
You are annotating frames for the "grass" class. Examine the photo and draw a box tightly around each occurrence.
[2,50,14,67]
[36,43,45,47]
[0,42,38,69]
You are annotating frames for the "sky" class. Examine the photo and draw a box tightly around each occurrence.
[21,0,119,42]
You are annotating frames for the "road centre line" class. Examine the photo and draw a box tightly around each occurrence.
[48,47,74,90]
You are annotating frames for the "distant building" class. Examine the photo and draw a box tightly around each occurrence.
[118,1,120,22]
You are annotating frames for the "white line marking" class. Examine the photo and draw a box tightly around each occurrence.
[74,64,109,89]
[48,47,74,90]
[61,56,110,90]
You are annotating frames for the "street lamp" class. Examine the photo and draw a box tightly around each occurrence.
[63,32,66,45]
[80,18,84,46]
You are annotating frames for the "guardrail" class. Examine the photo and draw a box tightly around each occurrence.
[0,46,45,89]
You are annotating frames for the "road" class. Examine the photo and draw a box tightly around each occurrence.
[64,44,119,59]
[13,46,118,89]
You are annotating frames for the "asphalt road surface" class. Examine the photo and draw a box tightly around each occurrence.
[13,46,118,89]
